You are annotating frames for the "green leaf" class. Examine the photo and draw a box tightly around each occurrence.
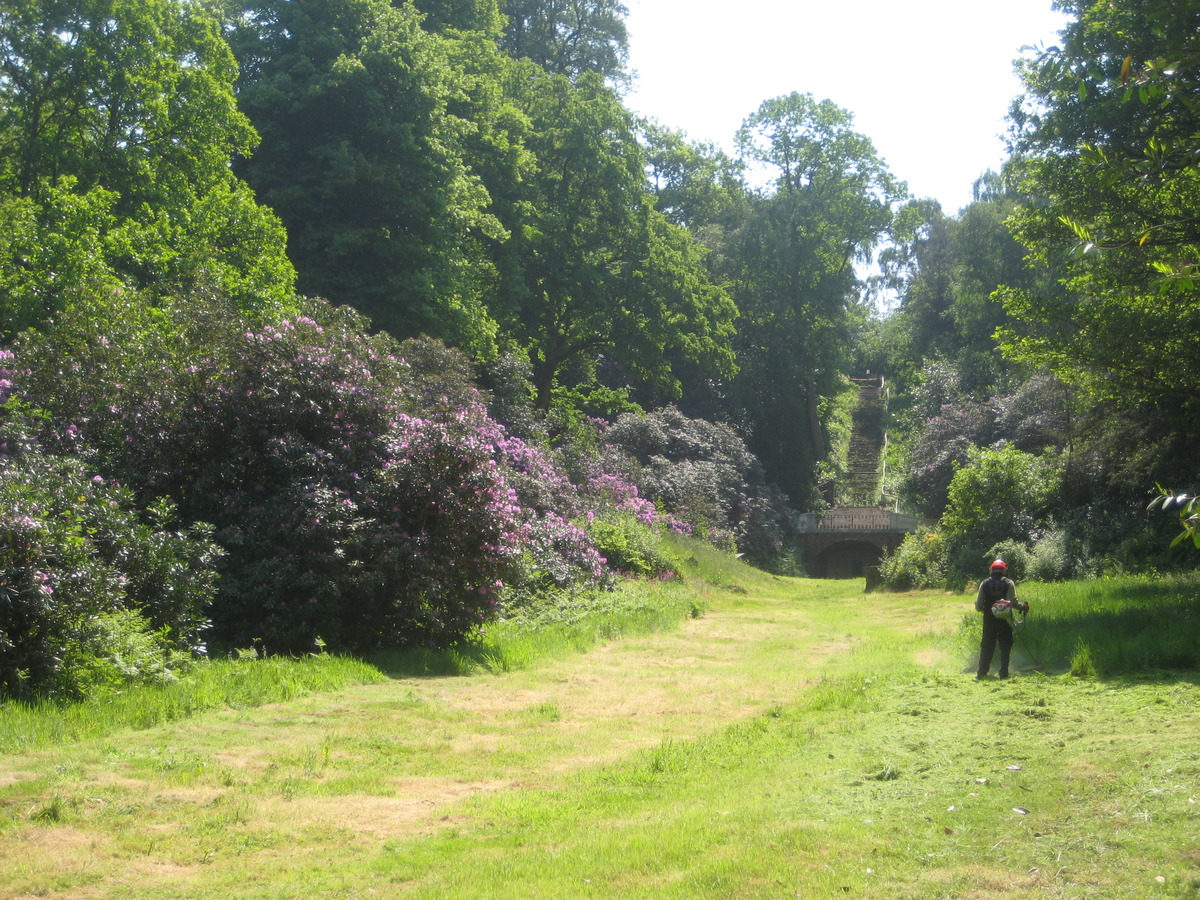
[1058,216,1093,242]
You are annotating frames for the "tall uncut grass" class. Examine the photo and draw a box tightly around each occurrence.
[468,533,745,673]
[366,577,707,678]
[0,655,390,755]
[959,573,1200,676]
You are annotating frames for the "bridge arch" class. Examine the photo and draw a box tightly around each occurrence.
[813,538,891,580]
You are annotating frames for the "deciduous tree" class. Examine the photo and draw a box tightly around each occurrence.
[1004,0,1200,409]
[498,0,629,86]
[0,0,294,333]
[493,67,736,411]
[721,93,904,506]
[219,0,503,352]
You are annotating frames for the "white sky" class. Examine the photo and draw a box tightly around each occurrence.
[623,0,1070,216]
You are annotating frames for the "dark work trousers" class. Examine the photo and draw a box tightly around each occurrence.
[977,611,1014,678]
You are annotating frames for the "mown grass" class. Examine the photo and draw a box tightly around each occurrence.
[0,531,722,754]
[371,672,1200,900]
[2,546,1199,899]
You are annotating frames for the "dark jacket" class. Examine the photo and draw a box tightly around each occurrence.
[975,575,1016,612]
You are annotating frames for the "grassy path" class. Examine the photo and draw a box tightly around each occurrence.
[2,576,1198,899]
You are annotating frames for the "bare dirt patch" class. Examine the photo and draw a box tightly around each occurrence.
[301,779,515,840]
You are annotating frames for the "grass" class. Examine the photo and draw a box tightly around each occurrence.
[373,674,1200,900]
[372,578,708,678]
[0,654,390,756]
[954,573,1200,677]
[2,547,1200,899]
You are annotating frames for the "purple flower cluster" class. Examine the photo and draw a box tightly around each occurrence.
[592,406,797,570]
[8,299,678,655]
[0,349,14,403]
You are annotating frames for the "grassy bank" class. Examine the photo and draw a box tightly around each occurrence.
[0,533,732,755]
[2,550,1199,898]
[0,654,391,757]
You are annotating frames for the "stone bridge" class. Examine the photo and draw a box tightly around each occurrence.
[796,506,923,581]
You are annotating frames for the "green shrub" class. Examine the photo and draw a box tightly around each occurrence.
[0,401,220,702]
[878,527,947,590]
[57,609,183,697]
[1026,526,1092,582]
[1068,641,1099,678]
[941,444,1056,584]
[986,539,1030,582]
[586,513,678,578]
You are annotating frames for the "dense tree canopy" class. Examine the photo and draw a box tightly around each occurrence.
[877,175,1059,410]
[0,0,295,336]
[412,0,503,34]
[1,0,247,202]
[491,68,736,411]
[1004,0,1200,411]
[498,0,629,86]
[642,122,747,233]
[215,0,735,412]
[217,0,503,352]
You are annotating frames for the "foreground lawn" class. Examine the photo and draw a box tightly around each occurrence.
[1,571,1198,899]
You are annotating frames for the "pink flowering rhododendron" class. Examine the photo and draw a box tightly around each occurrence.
[8,296,648,655]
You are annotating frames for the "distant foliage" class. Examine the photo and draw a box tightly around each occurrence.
[877,527,947,591]
[602,406,754,522]
[906,397,999,519]
[985,539,1030,583]
[996,371,1073,454]
[598,406,799,572]
[0,393,220,701]
[880,445,1059,592]
[940,445,1057,584]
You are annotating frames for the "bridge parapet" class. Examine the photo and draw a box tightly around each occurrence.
[796,506,922,534]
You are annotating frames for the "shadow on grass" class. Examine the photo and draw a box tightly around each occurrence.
[363,644,498,679]
[1098,670,1200,689]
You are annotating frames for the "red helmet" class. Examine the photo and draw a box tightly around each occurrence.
[990,559,1007,571]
